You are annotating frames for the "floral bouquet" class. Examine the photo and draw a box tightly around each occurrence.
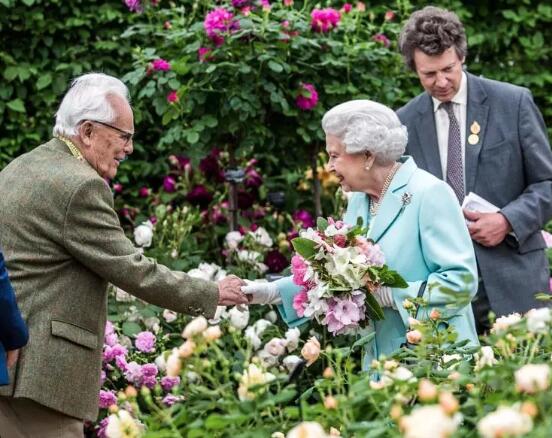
[291,217,407,335]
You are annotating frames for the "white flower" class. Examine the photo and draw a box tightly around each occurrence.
[187,268,211,282]
[299,228,324,245]
[105,409,144,438]
[264,338,287,357]
[440,354,462,370]
[228,306,249,330]
[515,364,550,394]
[257,349,279,368]
[165,348,181,377]
[284,328,301,352]
[287,422,329,438]
[237,363,275,401]
[237,250,263,263]
[133,221,154,248]
[265,310,278,323]
[324,224,348,237]
[185,371,200,383]
[249,227,273,247]
[225,231,243,250]
[143,317,160,334]
[253,319,273,336]
[389,366,415,382]
[474,346,498,371]
[208,306,227,324]
[477,406,533,438]
[154,353,167,372]
[245,326,262,350]
[282,355,302,373]
[182,316,208,339]
[114,287,135,302]
[526,307,551,334]
[163,309,178,323]
[400,405,461,438]
[491,313,522,333]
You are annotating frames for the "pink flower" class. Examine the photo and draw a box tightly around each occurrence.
[167,90,178,103]
[291,255,309,286]
[334,234,347,247]
[384,10,395,21]
[162,394,181,406]
[99,390,117,409]
[542,230,552,247]
[160,376,181,392]
[141,363,159,388]
[292,288,309,317]
[355,237,385,266]
[323,296,365,334]
[138,186,150,198]
[112,183,123,194]
[103,344,128,363]
[310,8,341,33]
[260,0,271,11]
[125,0,142,13]
[198,47,212,62]
[283,0,293,6]
[135,331,156,353]
[342,3,352,13]
[293,210,315,228]
[296,83,319,111]
[204,8,239,46]
[152,58,171,71]
[163,175,177,193]
[373,33,390,48]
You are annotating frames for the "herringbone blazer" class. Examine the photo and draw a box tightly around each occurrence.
[0,139,219,421]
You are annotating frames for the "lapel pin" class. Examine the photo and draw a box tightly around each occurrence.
[468,134,479,145]
[401,192,412,207]
[470,121,481,135]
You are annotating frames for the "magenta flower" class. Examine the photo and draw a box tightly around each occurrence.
[135,331,156,353]
[162,394,180,406]
[204,8,240,46]
[103,344,128,363]
[310,8,341,33]
[152,58,171,71]
[373,33,390,48]
[265,250,288,273]
[141,363,159,388]
[186,185,213,208]
[138,186,150,198]
[96,417,110,438]
[163,175,177,193]
[296,83,319,111]
[237,188,255,209]
[231,0,251,7]
[342,3,352,13]
[112,183,123,194]
[291,255,309,287]
[149,215,158,225]
[245,168,263,188]
[198,47,212,63]
[124,0,142,13]
[293,210,315,228]
[161,376,181,392]
[99,390,117,409]
[167,90,178,103]
[292,288,308,317]
[384,10,395,21]
[199,152,224,182]
[260,0,271,10]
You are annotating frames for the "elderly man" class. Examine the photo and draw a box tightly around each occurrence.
[0,73,247,437]
[396,7,552,333]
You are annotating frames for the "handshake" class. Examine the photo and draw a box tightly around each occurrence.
[217,276,282,306]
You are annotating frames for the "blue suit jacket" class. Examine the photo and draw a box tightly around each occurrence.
[0,250,28,385]
[397,73,552,316]
[276,157,479,367]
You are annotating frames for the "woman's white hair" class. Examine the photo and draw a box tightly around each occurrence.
[321,99,408,164]
[53,73,130,137]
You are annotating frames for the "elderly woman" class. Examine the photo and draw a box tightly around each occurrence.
[243,99,479,364]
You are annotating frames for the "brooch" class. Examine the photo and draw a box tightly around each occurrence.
[401,192,412,207]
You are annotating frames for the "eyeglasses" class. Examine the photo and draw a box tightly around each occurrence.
[87,120,134,145]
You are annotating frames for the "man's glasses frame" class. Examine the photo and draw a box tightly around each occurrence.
[85,120,134,145]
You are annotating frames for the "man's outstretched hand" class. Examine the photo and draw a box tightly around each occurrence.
[217,275,248,305]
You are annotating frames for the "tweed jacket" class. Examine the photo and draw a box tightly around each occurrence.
[0,250,29,385]
[277,157,479,367]
[0,139,219,420]
[397,72,552,316]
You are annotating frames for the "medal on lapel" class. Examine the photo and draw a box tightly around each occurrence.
[468,121,480,145]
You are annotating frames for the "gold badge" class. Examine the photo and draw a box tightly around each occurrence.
[468,134,479,145]
[470,121,481,135]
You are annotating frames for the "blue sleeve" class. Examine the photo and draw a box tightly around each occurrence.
[0,252,29,351]
[275,276,310,328]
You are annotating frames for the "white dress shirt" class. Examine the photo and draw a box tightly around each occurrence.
[432,71,468,183]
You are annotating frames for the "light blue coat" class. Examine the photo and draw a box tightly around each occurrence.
[276,157,479,366]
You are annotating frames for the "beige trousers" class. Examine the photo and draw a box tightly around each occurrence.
[0,397,83,438]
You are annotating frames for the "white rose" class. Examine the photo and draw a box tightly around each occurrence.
[253,319,273,336]
[400,405,461,438]
[133,220,154,248]
[208,306,227,325]
[264,338,287,357]
[154,353,167,372]
[105,409,144,438]
[284,328,301,352]
[282,355,302,373]
[182,316,208,339]
[237,250,262,263]
[197,262,218,279]
[477,406,533,438]
[237,363,275,401]
[526,307,551,334]
[474,346,498,371]
[265,310,278,323]
[287,422,329,438]
[257,349,279,368]
[143,317,160,334]
[515,364,550,394]
[225,231,243,250]
[388,366,415,382]
[163,309,178,323]
[213,268,227,282]
[187,268,211,282]
[491,313,522,333]
[245,326,262,350]
[249,227,273,247]
[228,306,249,330]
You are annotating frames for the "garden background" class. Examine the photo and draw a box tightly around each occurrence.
[1,0,552,437]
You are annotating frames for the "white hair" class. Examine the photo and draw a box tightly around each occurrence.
[53,73,130,137]
[321,99,408,164]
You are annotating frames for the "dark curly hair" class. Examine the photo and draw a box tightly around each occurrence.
[398,6,467,71]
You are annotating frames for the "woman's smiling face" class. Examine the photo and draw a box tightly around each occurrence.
[325,134,370,192]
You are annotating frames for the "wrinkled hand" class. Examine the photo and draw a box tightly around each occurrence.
[373,286,396,309]
[6,349,20,368]
[241,280,282,305]
[217,275,248,306]
[464,210,512,247]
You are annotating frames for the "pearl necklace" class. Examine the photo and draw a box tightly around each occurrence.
[369,162,401,216]
[55,135,84,161]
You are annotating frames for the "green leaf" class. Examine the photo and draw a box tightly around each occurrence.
[36,74,52,90]
[7,99,25,113]
[316,217,328,231]
[352,332,375,350]
[4,66,18,81]
[267,60,283,73]
[121,321,142,336]
[186,131,200,144]
[291,237,317,260]
[364,291,384,320]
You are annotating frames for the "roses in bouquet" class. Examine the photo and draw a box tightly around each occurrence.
[291,217,406,335]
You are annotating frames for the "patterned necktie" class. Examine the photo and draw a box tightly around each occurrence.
[442,101,464,203]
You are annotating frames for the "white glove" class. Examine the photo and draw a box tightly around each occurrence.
[373,286,396,309]
[241,280,282,305]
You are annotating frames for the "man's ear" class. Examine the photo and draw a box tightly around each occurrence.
[79,121,94,147]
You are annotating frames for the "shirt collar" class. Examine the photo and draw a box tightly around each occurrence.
[432,70,467,112]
